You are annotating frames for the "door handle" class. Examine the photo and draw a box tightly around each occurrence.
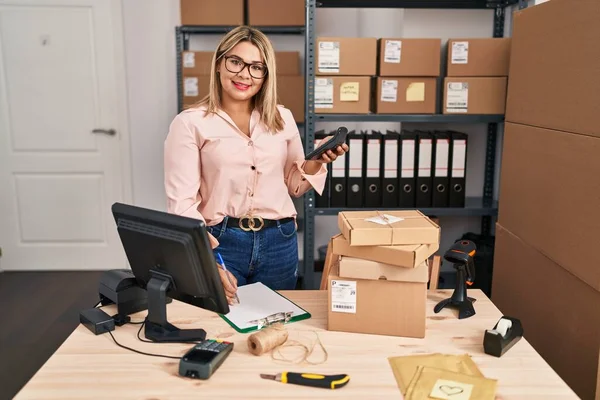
[92,128,116,136]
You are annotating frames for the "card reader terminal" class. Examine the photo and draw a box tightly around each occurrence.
[179,339,234,379]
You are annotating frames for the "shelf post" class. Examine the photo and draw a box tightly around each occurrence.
[302,0,318,289]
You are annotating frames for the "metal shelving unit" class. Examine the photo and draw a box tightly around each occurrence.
[301,0,519,289]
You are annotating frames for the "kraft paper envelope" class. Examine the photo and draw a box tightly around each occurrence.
[404,366,497,400]
[388,353,483,394]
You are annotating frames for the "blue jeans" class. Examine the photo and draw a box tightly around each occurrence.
[207,216,299,290]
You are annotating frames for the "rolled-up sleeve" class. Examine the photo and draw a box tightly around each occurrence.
[164,115,219,248]
[283,120,328,197]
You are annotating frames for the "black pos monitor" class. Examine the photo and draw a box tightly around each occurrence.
[111,202,230,343]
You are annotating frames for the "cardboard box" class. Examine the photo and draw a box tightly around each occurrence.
[446,38,511,77]
[278,75,304,123]
[180,0,243,26]
[505,0,600,138]
[498,122,600,292]
[182,51,213,76]
[375,77,437,114]
[492,224,600,400]
[316,37,377,76]
[331,233,438,269]
[443,77,507,115]
[314,76,372,114]
[248,0,305,26]
[378,38,441,77]
[182,75,210,108]
[275,52,300,76]
[339,256,430,282]
[327,259,428,338]
[338,210,440,246]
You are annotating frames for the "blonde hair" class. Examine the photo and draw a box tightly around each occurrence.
[196,26,284,132]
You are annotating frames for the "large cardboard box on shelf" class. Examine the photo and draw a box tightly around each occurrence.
[442,77,507,115]
[275,52,301,76]
[375,77,437,114]
[497,122,600,292]
[492,224,600,400]
[446,38,511,77]
[277,75,304,123]
[338,210,440,247]
[316,37,377,76]
[248,0,305,26]
[180,0,244,26]
[331,233,438,269]
[378,38,441,77]
[327,257,428,338]
[313,76,372,114]
[504,0,600,138]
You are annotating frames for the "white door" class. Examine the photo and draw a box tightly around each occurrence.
[0,0,131,270]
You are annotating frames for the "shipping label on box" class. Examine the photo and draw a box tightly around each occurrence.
[331,234,438,268]
[338,210,440,246]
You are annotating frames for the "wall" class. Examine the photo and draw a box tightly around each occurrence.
[120,1,517,272]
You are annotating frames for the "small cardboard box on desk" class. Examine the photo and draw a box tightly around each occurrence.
[325,210,440,338]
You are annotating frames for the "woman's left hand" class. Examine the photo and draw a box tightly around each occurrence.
[313,136,349,164]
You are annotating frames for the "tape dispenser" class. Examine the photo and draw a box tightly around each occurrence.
[483,316,524,357]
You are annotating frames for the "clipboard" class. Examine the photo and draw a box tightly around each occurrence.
[218,282,311,333]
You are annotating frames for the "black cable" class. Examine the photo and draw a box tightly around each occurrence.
[107,328,182,360]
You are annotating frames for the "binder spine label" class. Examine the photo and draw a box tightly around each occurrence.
[435,139,450,177]
[381,80,398,102]
[331,280,357,314]
[332,153,346,177]
[384,40,402,63]
[367,139,381,178]
[446,82,468,113]
[452,140,467,178]
[315,78,334,109]
[418,139,432,177]
[401,140,415,178]
[184,77,199,97]
[318,41,340,73]
[385,140,398,178]
[451,41,469,64]
[349,139,363,178]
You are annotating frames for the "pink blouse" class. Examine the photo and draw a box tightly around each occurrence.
[164,105,327,247]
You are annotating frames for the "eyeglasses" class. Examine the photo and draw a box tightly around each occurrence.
[223,56,268,79]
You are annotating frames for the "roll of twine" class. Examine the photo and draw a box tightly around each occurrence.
[247,323,328,365]
[247,323,289,356]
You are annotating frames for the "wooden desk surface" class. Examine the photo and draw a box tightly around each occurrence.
[15,289,577,399]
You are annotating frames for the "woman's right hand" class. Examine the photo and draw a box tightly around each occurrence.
[217,265,239,305]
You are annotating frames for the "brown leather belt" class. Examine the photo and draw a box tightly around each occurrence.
[226,216,294,232]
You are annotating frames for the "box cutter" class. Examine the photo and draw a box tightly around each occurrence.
[260,372,350,389]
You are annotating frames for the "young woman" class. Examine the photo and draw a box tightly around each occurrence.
[164,26,348,304]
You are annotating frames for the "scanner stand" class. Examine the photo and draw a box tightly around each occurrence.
[145,269,207,343]
[433,265,476,319]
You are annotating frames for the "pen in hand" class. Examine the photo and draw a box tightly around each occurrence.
[217,253,240,305]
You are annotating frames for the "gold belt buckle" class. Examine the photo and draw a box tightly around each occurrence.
[239,214,265,232]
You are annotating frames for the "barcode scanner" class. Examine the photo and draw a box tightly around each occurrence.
[305,126,348,161]
[433,240,477,319]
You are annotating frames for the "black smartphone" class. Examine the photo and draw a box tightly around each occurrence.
[305,126,348,161]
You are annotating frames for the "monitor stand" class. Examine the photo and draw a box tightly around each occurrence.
[144,269,207,342]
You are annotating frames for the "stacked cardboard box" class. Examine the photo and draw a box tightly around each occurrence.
[443,38,510,115]
[180,0,304,26]
[491,1,600,399]
[314,37,377,114]
[324,210,440,338]
[375,38,441,114]
[181,50,305,123]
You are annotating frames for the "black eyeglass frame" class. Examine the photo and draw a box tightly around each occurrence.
[222,55,268,79]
